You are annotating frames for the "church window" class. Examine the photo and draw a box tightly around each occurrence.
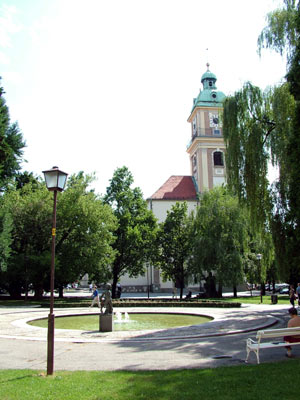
[213,151,224,166]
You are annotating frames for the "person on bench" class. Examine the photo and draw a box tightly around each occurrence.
[284,307,300,358]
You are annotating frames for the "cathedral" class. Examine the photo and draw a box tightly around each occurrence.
[120,64,227,293]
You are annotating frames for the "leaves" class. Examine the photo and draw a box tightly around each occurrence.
[104,167,158,296]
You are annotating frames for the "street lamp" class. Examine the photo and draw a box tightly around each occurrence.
[43,166,68,376]
[256,253,263,304]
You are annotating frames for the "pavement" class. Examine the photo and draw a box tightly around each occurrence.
[0,296,298,371]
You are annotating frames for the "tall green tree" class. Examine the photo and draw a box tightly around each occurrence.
[103,167,158,298]
[191,187,250,297]
[223,82,295,230]
[3,173,117,298]
[0,81,25,281]
[0,81,25,191]
[224,0,300,284]
[158,202,193,299]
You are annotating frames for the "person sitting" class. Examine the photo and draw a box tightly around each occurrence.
[185,291,192,299]
[284,307,300,358]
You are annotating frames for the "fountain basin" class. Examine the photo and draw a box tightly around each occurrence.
[28,312,213,332]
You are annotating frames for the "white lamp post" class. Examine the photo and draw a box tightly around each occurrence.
[43,166,68,376]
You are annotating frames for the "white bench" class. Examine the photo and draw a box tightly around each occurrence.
[246,327,300,364]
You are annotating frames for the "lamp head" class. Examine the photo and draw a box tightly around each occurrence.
[43,166,68,192]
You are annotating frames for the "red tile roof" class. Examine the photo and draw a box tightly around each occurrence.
[149,176,198,200]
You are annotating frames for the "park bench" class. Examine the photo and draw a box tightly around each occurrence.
[246,326,300,364]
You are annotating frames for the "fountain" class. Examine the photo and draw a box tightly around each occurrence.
[115,311,131,323]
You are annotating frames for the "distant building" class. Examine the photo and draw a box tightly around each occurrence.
[187,63,226,192]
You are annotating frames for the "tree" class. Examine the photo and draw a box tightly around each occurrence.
[191,187,250,297]
[103,167,158,298]
[54,173,117,297]
[258,0,298,63]
[0,199,12,274]
[223,82,295,229]
[223,0,300,285]
[0,81,25,191]
[158,202,193,299]
[0,81,25,281]
[3,173,117,298]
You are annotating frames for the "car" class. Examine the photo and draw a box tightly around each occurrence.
[279,287,289,294]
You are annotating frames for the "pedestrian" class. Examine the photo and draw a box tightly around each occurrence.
[172,287,177,299]
[284,307,300,358]
[90,285,100,308]
[289,285,296,307]
[296,283,300,307]
[116,282,122,298]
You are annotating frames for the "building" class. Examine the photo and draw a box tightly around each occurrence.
[187,63,226,192]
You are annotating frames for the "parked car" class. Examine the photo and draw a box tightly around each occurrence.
[279,287,289,294]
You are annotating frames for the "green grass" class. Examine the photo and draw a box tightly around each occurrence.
[0,360,299,400]
[28,313,212,331]
[0,294,291,308]
[220,295,290,304]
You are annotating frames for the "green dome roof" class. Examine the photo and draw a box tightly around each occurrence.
[201,70,216,83]
[191,64,225,112]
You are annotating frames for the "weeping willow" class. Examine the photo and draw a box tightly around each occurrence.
[223,82,295,230]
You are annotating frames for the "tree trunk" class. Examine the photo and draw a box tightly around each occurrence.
[33,285,44,300]
[58,285,64,298]
[180,285,184,300]
[261,282,266,296]
[217,283,223,298]
[112,274,118,299]
[233,285,237,298]
[8,285,22,299]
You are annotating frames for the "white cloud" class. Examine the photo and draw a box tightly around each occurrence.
[0,4,21,48]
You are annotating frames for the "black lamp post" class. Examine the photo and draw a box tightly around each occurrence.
[256,253,263,304]
[43,166,68,376]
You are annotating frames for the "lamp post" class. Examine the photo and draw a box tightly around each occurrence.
[43,166,68,376]
[146,263,150,299]
[256,253,263,304]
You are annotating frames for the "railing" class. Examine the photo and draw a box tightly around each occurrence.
[187,128,223,148]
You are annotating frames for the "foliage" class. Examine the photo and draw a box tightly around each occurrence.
[191,187,250,296]
[55,173,117,293]
[223,82,295,230]
[224,0,300,284]
[157,202,193,299]
[0,81,25,191]
[2,173,117,298]
[258,0,298,62]
[0,198,12,273]
[103,166,158,298]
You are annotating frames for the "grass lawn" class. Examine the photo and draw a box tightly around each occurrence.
[219,295,291,304]
[0,360,299,400]
[0,294,291,308]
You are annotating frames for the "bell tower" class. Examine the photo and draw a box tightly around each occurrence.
[187,63,226,193]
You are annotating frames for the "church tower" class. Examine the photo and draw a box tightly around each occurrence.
[187,64,226,193]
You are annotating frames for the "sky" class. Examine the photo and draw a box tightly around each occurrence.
[0,0,286,198]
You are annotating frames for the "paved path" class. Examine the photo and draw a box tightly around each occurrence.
[0,303,298,371]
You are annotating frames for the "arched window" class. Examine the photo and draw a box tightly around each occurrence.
[213,151,224,166]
